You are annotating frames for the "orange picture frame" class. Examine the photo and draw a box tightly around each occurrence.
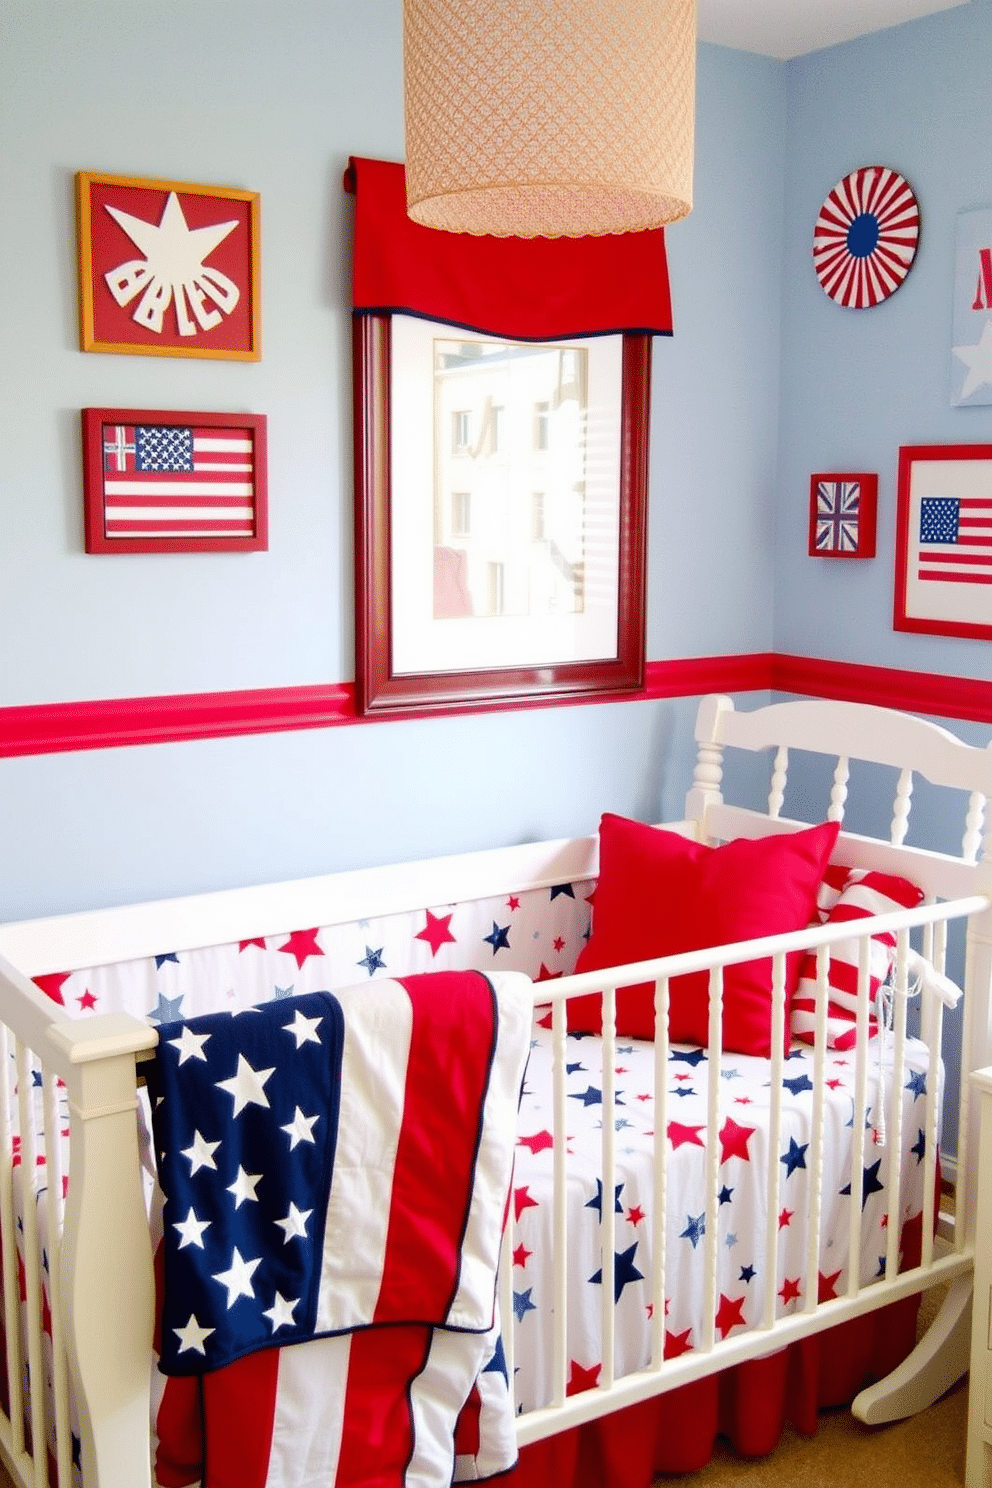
[76,171,261,360]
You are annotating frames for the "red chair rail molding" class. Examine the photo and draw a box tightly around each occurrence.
[0,656,990,758]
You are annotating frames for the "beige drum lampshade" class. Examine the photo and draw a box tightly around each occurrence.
[403,0,696,238]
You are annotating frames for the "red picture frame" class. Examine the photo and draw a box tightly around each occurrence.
[76,171,261,360]
[894,443,992,639]
[353,315,650,717]
[808,472,877,558]
[81,408,268,554]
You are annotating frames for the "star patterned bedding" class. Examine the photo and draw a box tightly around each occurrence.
[509,1019,936,1410]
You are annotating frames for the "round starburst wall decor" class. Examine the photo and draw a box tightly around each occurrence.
[813,165,920,309]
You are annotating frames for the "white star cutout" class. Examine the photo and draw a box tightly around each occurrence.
[103,191,241,337]
[170,1026,212,1064]
[227,1165,263,1208]
[182,1131,220,1175]
[212,1247,262,1309]
[954,317,992,398]
[281,1106,319,1149]
[274,1202,313,1243]
[174,1313,214,1354]
[216,1054,275,1116]
[263,1292,300,1332]
[173,1206,211,1250]
[284,1009,323,1049]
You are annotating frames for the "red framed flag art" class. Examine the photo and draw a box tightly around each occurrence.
[894,443,992,639]
[76,172,261,360]
[81,408,268,554]
[808,472,877,558]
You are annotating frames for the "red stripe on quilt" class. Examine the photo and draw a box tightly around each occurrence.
[201,1348,280,1488]
[373,972,497,1323]
[334,1325,432,1488]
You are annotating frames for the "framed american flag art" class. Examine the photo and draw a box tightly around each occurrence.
[81,408,268,554]
[894,443,992,639]
[76,171,261,360]
[808,472,877,558]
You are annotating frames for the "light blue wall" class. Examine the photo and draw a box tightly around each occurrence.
[0,4,785,917]
[776,0,992,683]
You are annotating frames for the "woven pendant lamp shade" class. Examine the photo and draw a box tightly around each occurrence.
[403,0,696,238]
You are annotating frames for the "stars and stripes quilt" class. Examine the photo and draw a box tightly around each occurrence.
[148,969,533,1488]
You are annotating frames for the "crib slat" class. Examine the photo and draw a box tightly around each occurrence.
[890,768,913,847]
[551,998,569,1407]
[15,1044,48,1488]
[600,987,618,1389]
[828,755,850,824]
[921,993,943,1272]
[763,952,786,1329]
[0,1026,26,1463]
[804,945,830,1314]
[702,967,723,1354]
[650,976,670,1370]
[767,746,788,819]
[883,931,910,1282]
[845,940,873,1297]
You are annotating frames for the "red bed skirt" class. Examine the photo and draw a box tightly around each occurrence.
[510,1212,926,1485]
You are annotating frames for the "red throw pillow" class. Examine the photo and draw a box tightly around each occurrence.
[791,868,924,1049]
[568,814,840,1056]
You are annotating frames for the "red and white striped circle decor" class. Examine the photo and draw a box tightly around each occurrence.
[812,165,920,309]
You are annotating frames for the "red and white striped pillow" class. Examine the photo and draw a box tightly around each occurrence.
[791,868,924,1050]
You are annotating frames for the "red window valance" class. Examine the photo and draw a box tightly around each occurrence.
[344,156,673,342]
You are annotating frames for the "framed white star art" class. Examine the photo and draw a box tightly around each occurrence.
[76,171,261,360]
[952,208,992,406]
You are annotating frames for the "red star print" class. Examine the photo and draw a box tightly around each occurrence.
[674,1073,693,1082]
[567,1360,602,1396]
[278,928,324,969]
[513,1243,532,1268]
[514,1186,539,1221]
[778,1207,793,1229]
[779,1277,802,1306]
[553,936,566,953]
[719,1117,755,1164]
[627,1205,645,1226]
[32,973,70,1005]
[818,1269,842,1302]
[636,1092,652,1102]
[77,990,97,1012]
[535,1008,553,1027]
[416,909,457,957]
[536,964,564,983]
[714,1293,747,1340]
[664,1327,693,1359]
[518,1130,554,1155]
[507,896,521,911]
[668,1121,706,1150]
[826,1078,844,1089]
[238,937,267,952]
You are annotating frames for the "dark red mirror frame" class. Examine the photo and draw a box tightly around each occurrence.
[353,314,650,718]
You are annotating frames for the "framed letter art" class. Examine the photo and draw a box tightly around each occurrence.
[81,408,268,554]
[894,443,992,639]
[353,315,650,716]
[76,172,261,360]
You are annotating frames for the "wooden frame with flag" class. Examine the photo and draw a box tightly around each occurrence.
[894,442,992,639]
[81,407,268,555]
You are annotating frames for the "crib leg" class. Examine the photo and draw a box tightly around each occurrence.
[851,1275,972,1425]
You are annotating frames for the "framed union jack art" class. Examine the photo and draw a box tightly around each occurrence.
[808,472,877,558]
[81,408,268,554]
[894,443,992,639]
[76,172,261,359]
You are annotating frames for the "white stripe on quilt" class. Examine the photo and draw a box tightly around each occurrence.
[265,1333,351,1488]
[446,972,533,1328]
[315,979,414,1331]
[406,1327,489,1488]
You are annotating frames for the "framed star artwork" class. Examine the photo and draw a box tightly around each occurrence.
[81,406,268,554]
[893,443,992,639]
[951,207,992,405]
[808,472,877,558]
[76,171,261,359]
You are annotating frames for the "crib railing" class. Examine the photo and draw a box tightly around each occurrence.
[0,950,157,1488]
[504,892,987,1445]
